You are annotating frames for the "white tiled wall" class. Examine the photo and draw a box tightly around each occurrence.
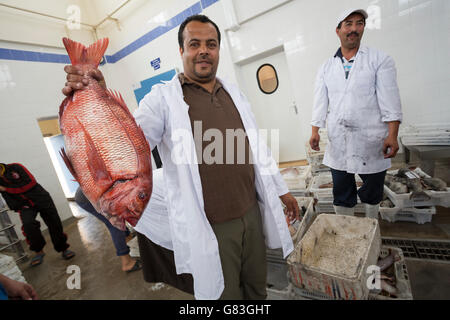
[225,0,450,151]
[95,0,237,112]
[0,0,449,236]
[0,46,81,238]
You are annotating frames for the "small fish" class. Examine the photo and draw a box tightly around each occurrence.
[380,274,395,284]
[377,249,400,272]
[301,205,307,215]
[380,199,394,208]
[319,182,333,189]
[381,279,397,295]
[423,178,447,191]
[396,168,431,200]
[385,175,408,194]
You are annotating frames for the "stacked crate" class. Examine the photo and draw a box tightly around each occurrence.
[0,195,27,262]
[280,165,312,197]
[0,253,27,283]
[309,173,365,214]
[305,129,329,175]
[380,168,450,224]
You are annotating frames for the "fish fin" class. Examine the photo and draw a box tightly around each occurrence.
[106,89,133,117]
[62,37,109,67]
[59,148,78,181]
[75,117,113,186]
[409,191,431,200]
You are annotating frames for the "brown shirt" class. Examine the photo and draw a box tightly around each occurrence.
[179,73,256,224]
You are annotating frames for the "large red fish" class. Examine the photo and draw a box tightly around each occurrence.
[59,37,152,230]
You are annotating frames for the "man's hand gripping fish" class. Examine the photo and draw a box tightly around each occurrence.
[58,37,153,230]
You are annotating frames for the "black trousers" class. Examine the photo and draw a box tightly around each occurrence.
[18,197,69,253]
[137,232,194,295]
[330,168,386,208]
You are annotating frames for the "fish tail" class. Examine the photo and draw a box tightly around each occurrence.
[62,37,109,67]
[409,191,431,200]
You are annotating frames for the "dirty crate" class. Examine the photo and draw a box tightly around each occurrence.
[280,165,312,192]
[287,214,381,300]
[384,168,450,208]
[285,246,412,300]
[369,246,413,300]
[379,205,436,224]
[315,201,365,214]
[309,174,363,202]
[290,197,314,245]
[305,143,329,174]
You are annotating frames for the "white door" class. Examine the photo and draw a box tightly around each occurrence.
[239,50,305,163]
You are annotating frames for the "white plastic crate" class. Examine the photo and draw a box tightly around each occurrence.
[384,168,450,208]
[0,253,27,283]
[0,254,16,273]
[309,174,363,202]
[0,194,7,211]
[280,165,312,192]
[379,205,436,224]
[290,197,314,245]
[315,201,365,214]
[287,214,381,300]
[369,246,413,300]
[305,143,325,165]
[286,246,412,300]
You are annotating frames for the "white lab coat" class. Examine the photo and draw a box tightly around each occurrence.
[133,75,293,300]
[134,168,172,250]
[311,46,403,174]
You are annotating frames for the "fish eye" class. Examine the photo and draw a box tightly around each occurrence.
[138,192,146,200]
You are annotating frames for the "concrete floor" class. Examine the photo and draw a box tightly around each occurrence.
[16,204,194,300]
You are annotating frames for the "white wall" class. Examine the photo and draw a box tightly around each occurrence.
[224,0,450,156]
[0,0,96,238]
[0,0,95,48]
[0,50,76,239]
[95,0,237,112]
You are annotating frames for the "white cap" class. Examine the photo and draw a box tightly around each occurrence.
[337,8,368,27]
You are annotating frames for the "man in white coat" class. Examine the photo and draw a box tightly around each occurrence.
[62,15,299,300]
[309,9,403,218]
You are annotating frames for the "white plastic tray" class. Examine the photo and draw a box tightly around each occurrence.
[379,205,436,224]
[280,165,312,191]
[384,168,450,208]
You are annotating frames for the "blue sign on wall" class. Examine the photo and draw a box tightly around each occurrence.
[151,58,161,70]
[133,68,177,105]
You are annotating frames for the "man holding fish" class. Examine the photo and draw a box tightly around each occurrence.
[61,15,298,300]
[309,8,403,218]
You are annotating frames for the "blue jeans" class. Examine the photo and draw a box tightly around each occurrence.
[330,168,386,208]
[74,188,130,256]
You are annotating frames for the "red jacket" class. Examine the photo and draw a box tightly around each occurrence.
[0,163,49,211]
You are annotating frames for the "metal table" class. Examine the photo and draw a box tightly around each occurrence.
[403,145,450,176]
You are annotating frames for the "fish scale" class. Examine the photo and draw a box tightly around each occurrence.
[59,37,152,230]
[63,83,139,180]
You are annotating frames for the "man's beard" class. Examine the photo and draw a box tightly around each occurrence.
[193,67,216,82]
